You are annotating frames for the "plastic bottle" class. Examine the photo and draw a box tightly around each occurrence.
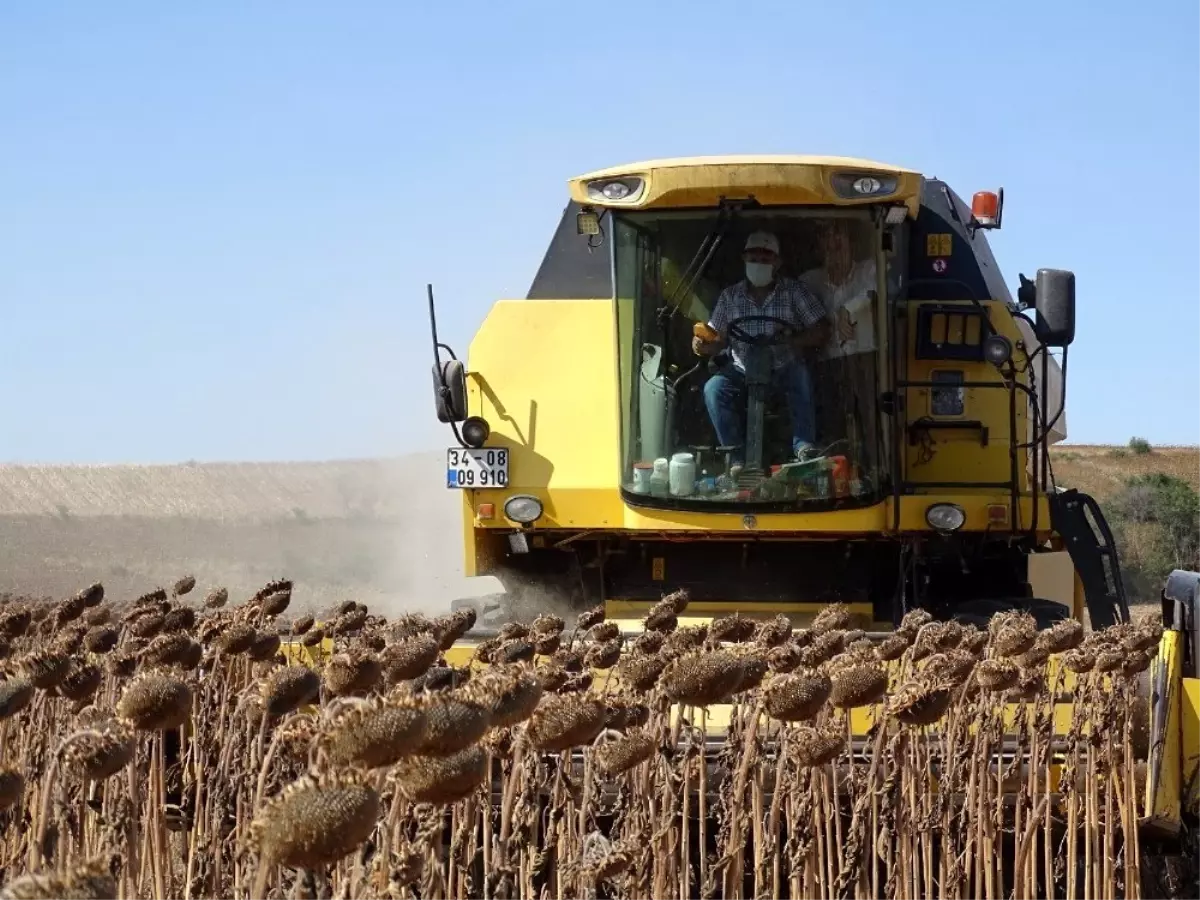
[669,452,696,496]
[650,457,670,497]
[631,462,653,494]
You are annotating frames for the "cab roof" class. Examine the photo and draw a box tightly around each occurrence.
[568,154,925,212]
[574,154,922,182]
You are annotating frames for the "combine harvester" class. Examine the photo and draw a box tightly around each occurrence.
[423,155,1198,897]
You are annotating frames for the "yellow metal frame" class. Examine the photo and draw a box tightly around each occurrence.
[1145,630,1184,832]
[568,155,924,217]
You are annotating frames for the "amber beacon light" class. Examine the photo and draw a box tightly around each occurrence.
[970,189,1004,229]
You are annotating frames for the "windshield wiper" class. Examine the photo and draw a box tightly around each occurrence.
[657,199,741,327]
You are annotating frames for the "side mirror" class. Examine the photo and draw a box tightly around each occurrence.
[1034,268,1075,348]
[426,283,468,423]
[432,360,468,423]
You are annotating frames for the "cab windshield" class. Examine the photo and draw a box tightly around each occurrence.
[612,207,884,510]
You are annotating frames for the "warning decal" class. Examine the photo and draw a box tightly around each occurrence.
[926,234,953,256]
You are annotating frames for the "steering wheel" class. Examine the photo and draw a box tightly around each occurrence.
[726,314,798,347]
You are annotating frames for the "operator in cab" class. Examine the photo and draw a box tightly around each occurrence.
[691,231,831,466]
[801,219,878,466]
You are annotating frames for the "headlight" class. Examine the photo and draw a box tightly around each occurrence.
[831,172,898,199]
[983,334,1013,367]
[461,416,490,448]
[586,177,645,204]
[925,503,966,533]
[503,494,543,525]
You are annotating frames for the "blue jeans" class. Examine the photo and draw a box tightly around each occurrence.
[703,360,815,464]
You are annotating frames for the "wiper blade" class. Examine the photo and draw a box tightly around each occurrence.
[659,201,739,323]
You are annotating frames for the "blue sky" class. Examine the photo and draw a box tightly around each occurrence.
[2,1,1197,463]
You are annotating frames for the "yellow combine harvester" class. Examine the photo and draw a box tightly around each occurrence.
[422,155,1198,892]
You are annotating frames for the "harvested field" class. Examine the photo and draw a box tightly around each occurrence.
[0,579,1186,899]
[1049,444,1199,501]
[0,452,500,617]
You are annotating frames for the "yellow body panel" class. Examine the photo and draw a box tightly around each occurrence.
[902,300,1035,496]
[278,635,333,666]
[568,155,923,216]
[461,298,1052,549]
[1184,675,1200,816]
[1142,628,1180,835]
[1145,630,1183,832]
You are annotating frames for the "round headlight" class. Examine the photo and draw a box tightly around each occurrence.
[503,494,543,525]
[983,334,1013,367]
[461,416,490,448]
[852,176,883,194]
[925,503,966,533]
[601,181,631,200]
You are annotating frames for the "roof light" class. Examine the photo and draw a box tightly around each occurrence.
[885,205,908,225]
[830,172,898,199]
[585,177,645,204]
[971,189,1004,229]
[576,209,600,235]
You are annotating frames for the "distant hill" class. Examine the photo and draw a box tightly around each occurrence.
[0,444,1193,613]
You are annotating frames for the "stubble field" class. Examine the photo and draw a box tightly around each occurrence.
[0,452,496,618]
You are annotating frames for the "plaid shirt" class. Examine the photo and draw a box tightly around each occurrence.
[708,275,828,372]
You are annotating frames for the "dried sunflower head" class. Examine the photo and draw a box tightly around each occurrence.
[594,729,656,777]
[813,603,855,634]
[392,745,487,805]
[116,670,192,731]
[660,650,745,707]
[0,855,118,900]
[321,693,428,769]
[709,614,756,644]
[829,663,888,709]
[763,670,831,722]
[527,693,608,751]
[249,771,380,870]
[262,665,322,718]
[62,720,135,783]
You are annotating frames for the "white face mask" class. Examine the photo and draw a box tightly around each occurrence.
[745,261,774,287]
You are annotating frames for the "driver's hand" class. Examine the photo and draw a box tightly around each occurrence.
[837,308,855,341]
[692,335,715,357]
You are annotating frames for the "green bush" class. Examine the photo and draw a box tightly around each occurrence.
[1107,473,1200,602]
[1128,436,1153,455]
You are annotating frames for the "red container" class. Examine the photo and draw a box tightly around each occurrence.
[830,456,851,498]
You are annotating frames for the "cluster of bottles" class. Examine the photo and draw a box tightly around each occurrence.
[628,453,739,504]
[629,449,860,502]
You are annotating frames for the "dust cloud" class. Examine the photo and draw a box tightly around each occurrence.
[358,450,506,619]
[0,451,508,618]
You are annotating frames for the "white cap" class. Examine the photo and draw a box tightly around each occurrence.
[744,231,780,255]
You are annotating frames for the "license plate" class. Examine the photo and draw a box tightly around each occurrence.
[447,447,509,489]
